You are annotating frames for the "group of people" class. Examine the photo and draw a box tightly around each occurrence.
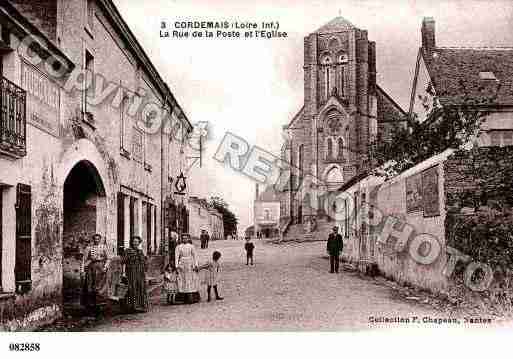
[82,230,263,316]
[82,232,226,316]
[163,232,224,305]
[82,234,149,315]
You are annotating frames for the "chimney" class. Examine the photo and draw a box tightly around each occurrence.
[421,17,436,53]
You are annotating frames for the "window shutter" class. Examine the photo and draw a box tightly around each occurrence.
[145,202,151,254]
[117,192,125,255]
[15,183,32,293]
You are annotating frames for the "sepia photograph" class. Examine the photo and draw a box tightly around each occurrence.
[0,0,513,356]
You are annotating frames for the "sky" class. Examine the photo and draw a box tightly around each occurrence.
[113,0,513,234]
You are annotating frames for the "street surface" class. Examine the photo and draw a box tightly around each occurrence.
[89,239,444,331]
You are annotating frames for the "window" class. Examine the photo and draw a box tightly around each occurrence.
[337,137,344,160]
[489,130,513,147]
[339,66,345,97]
[120,96,129,151]
[15,184,31,294]
[326,137,333,159]
[504,131,513,146]
[129,196,136,238]
[479,71,497,81]
[325,67,330,99]
[117,192,125,255]
[85,0,94,30]
[132,127,143,162]
[84,50,94,116]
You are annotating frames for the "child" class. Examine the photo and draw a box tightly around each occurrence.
[245,237,255,265]
[163,264,178,305]
[199,251,223,302]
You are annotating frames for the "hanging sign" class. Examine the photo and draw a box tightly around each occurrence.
[174,172,187,195]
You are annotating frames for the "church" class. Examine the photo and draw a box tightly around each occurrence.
[279,17,405,240]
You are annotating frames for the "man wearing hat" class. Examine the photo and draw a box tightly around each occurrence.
[327,226,343,273]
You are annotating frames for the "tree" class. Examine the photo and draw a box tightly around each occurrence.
[370,80,499,179]
[209,196,238,237]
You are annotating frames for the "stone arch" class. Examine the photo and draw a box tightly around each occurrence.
[322,164,344,190]
[62,158,108,308]
[57,138,112,198]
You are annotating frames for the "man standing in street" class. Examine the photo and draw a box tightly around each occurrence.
[327,226,343,273]
[200,229,209,249]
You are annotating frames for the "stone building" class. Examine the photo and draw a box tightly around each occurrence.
[410,17,513,147]
[0,0,193,330]
[208,207,224,241]
[188,196,224,241]
[253,184,280,239]
[279,17,405,240]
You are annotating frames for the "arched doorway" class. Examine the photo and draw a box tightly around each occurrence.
[62,160,106,309]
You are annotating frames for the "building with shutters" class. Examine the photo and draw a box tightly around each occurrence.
[0,0,194,330]
[188,196,225,241]
[253,184,280,239]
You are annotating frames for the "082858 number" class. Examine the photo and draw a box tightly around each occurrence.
[9,343,40,352]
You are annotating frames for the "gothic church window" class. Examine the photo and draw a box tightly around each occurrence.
[326,137,333,159]
[339,66,345,97]
[337,137,345,160]
[321,55,332,100]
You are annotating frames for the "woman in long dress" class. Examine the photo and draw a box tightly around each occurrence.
[122,236,149,313]
[82,234,109,314]
[175,234,201,303]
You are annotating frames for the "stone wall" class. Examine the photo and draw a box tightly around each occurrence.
[444,147,513,270]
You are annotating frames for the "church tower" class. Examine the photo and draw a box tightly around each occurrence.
[304,17,377,188]
[280,16,379,227]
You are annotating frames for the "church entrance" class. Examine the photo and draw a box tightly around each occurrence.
[62,160,106,309]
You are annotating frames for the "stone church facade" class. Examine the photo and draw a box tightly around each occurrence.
[279,17,405,239]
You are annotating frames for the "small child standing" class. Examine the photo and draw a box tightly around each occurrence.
[199,251,224,302]
[163,264,178,305]
[245,237,255,265]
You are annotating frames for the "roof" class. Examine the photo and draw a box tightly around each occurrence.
[315,16,355,33]
[422,47,513,107]
[257,186,279,202]
[283,106,304,129]
[376,84,407,123]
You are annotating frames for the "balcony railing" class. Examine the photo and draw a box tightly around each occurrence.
[0,76,26,158]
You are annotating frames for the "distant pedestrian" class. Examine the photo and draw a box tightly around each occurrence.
[244,237,255,265]
[200,229,210,249]
[163,264,178,305]
[198,251,224,302]
[327,226,343,273]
